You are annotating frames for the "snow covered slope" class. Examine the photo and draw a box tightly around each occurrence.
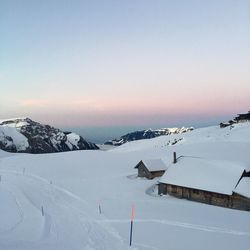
[0,122,249,250]
[0,118,98,153]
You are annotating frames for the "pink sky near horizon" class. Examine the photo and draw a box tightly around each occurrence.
[2,92,248,127]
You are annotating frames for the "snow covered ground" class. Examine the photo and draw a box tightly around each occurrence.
[0,122,250,249]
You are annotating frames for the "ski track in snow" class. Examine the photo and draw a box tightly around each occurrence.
[97,219,250,236]
[0,169,127,250]
[0,187,24,234]
[132,243,161,250]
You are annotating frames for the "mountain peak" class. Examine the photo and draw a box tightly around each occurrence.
[105,127,194,146]
[0,118,99,153]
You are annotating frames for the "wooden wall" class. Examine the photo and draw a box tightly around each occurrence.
[137,163,165,179]
[137,163,153,179]
[151,170,165,178]
[158,183,250,211]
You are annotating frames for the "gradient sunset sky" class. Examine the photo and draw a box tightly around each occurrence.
[1,0,249,127]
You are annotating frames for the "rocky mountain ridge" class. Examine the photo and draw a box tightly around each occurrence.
[0,118,98,153]
[104,127,194,146]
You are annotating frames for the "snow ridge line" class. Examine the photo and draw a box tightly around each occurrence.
[97,219,250,236]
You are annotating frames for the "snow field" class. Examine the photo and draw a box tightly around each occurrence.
[0,122,250,249]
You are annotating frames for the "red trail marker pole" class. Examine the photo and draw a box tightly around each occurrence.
[129,204,135,246]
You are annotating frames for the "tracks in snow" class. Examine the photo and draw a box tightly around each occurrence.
[98,219,250,236]
[0,170,127,250]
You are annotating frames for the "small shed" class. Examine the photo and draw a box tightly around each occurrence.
[158,157,250,211]
[134,159,167,179]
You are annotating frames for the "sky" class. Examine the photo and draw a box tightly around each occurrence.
[0,0,250,128]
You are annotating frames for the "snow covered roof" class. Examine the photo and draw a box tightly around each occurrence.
[136,159,167,171]
[234,177,250,198]
[159,157,246,195]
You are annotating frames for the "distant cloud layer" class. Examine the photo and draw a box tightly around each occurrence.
[19,99,50,107]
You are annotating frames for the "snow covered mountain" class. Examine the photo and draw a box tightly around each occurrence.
[104,127,194,146]
[0,118,99,153]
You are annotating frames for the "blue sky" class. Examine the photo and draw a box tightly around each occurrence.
[0,0,249,127]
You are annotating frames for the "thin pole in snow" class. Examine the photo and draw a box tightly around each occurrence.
[98,204,102,214]
[129,204,135,246]
[41,206,44,216]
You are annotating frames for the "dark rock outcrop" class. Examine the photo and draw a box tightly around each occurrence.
[220,111,250,128]
[0,118,98,153]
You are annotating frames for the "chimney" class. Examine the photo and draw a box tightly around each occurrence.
[173,152,177,164]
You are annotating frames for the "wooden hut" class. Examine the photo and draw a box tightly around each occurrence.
[158,157,250,211]
[134,159,167,179]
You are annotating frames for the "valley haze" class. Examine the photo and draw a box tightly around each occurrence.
[61,118,231,144]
